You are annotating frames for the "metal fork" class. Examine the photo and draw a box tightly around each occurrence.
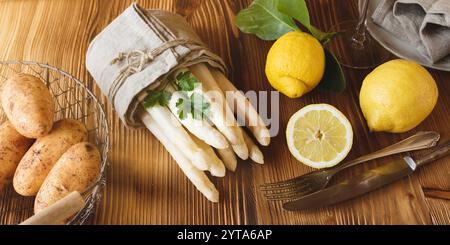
[261,131,440,201]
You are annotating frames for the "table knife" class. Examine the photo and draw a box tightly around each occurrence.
[283,140,450,211]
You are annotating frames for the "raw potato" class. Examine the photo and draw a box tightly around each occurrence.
[34,142,100,214]
[1,74,54,138]
[0,121,34,190]
[13,119,88,196]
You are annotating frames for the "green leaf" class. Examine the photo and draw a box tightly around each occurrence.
[143,92,160,108]
[176,98,189,120]
[309,26,339,44]
[175,71,200,92]
[235,0,299,41]
[277,0,310,28]
[159,91,172,106]
[175,93,211,121]
[190,93,211,120]
[319,49,346,92]
[143,90,172,108]
[176,71,190,82]
[276,0,337,44]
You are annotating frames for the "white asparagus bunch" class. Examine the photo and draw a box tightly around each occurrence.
[139,63,270,202]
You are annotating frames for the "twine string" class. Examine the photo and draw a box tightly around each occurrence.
[107,39,203,109]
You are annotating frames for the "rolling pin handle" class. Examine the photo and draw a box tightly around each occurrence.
[19,191,85,225]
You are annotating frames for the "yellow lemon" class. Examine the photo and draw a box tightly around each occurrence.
[360,59,438,133]
[286,104,353,169]
[266,31,325,98]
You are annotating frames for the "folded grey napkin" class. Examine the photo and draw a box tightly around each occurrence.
[86,3,226,127]
[372,0,450,63]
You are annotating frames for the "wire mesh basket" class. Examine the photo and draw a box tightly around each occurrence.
[0,61,109,225]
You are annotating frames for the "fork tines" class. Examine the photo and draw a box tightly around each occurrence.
[261,176,315,201]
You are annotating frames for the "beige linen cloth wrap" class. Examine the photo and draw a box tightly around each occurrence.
[86,3,227,127]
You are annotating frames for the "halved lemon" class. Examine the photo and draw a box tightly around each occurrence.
[286,104,353,169]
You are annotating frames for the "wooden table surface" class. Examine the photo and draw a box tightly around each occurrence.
[0,0,449,225]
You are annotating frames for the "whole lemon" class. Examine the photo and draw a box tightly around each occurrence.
[360,59,438,133]
[265,31,325,98]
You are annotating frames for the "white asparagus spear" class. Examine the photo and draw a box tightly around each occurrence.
[209,68,271,146]
[230,120,249,160]
[231,144,249,160]
[165,84,229,149]
[145,105,210,171]
[190,64,249,159]
[217,147,238,172]
[140,110,219,202]
[190,134,226,177]
[243,131,264,164]
[189,64,246,148]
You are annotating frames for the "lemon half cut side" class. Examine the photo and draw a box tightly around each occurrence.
[286,104,353,169]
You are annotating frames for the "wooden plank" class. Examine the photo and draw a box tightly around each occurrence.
[0,0,448,225]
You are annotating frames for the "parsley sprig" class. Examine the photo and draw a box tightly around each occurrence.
[176,92,211,120]
[174,71,199,91]
[143,71,211,121]
[143,90,172,108]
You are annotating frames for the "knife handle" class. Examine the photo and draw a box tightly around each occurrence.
[416,140,450,167]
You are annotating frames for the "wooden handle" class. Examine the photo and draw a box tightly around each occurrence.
[416,140,450,167]
[19,191,85,225]
[423,188,450,200]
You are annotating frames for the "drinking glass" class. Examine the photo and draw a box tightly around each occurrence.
[328,0,391,69]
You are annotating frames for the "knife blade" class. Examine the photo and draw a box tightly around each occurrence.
[283,140,450,211]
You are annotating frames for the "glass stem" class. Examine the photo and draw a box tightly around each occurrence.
[351,0,370,50]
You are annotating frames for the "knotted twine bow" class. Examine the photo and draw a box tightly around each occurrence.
[107,39,203,110]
